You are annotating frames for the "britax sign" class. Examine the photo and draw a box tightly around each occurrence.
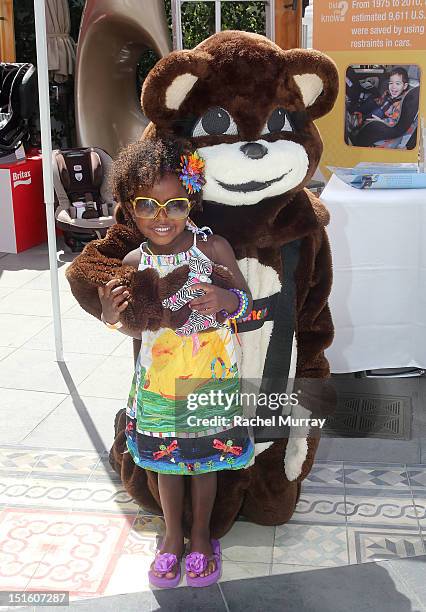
[12,169,32,188]
[0,153,46,253]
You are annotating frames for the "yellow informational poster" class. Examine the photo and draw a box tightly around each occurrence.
[313,0,425,174]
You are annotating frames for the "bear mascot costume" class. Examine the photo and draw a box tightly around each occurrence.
[66,31,338,538]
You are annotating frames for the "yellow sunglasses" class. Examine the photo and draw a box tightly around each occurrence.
[131,197,191,220]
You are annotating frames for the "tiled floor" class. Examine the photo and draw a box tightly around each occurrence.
[1,241,426,610]
[1,449,426,603]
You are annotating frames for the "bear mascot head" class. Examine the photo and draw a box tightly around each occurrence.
[66,31,338,537]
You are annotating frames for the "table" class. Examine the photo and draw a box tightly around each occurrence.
[321,174,426,373]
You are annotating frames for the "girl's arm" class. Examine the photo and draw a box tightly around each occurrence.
[190,235,253,316]
[99,249,142,339]
[211,235,252,300]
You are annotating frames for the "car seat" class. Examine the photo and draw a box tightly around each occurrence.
[0,63,37,155]
[52,147,116,252]
[350,86,420,149]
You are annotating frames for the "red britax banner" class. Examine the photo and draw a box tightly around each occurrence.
[0,152,47,253]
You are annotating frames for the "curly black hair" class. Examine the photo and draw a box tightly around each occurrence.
[110,137,203,212]
[389,66,409,85]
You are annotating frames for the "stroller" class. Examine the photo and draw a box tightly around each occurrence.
[52,147,116,252]
[0,62,37,157]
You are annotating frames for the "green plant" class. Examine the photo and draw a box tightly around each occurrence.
[222,1,265,34]
[136,49,161,97]
[13,0,36,65]
[164,0,265,49]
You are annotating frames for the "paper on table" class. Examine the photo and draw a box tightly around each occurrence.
[327,163,426,189]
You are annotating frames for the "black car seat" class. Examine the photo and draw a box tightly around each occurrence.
[0,63,37,155]
[351,86,420,149]
[52,147,115,252]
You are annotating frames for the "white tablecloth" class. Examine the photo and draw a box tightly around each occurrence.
[321,174,426,373]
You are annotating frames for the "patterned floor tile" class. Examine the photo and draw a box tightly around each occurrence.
[347,525,426,564]
[18,509,134,596]
[29,450,101,481]
[411,496,426,532]
[220,521,274,563]
[407,466,426,488]
[104,515,174,595]
[292,492,346,524]
[304,462,344,488]
[410,471,426,534]
[88,452,121,482]
[69,479,140,515]
[0,507,42,590]
[344,463,410,489]
[102,551,154,595]
[0,447,43,478]
[0,477,70,510]
[273,524,349,567]
[0,476,139,514]
[345,495,419,526]
[122,513,165,552]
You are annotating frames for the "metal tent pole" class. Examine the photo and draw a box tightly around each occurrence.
[33,0,64,362]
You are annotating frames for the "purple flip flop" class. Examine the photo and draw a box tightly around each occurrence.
[185,539,222,587]
[148,540,182,589]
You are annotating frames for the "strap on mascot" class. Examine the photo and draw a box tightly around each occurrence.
[66,31,339,538]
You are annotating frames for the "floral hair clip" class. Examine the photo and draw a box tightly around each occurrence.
[178,151,206,194]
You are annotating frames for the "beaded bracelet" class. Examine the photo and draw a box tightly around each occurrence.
[224,288,249,320]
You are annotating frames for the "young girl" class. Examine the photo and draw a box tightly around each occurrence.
[98,138,254,588]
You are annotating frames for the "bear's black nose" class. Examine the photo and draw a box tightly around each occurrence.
[240,142,268,160]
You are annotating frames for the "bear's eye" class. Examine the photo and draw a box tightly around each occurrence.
[260,107,293,135]
[192,107,239,138]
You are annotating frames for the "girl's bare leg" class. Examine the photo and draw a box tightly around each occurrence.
[152,473,185,579]
[188,472,218,577]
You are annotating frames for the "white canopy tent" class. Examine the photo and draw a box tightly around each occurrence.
[34,0,64,361]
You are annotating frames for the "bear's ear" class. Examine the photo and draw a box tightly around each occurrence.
[141,50,211,126]
[285,50,338,120]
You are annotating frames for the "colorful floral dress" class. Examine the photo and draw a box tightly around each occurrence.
[125,231,254,475]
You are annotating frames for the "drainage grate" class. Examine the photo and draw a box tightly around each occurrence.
[322,393,412,440]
